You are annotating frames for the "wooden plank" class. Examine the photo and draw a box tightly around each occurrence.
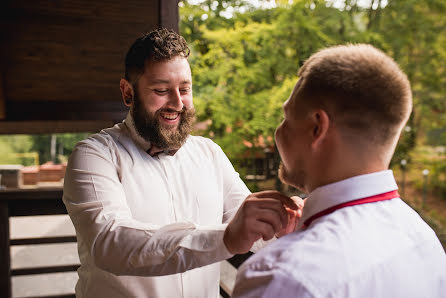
[0,188,63,200]
[5,0,159,23]
[11,264,80,276]
[0,120,116,134]
[9,198,66,216]
[27,295,75,298]
[159,0,180,32]
[10,236,77,246]
[4,100,127,122]
[27,294,75,298]
[0,201,12,298]
[2,1,159,103]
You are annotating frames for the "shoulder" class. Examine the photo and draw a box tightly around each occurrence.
[75,123,124,151]
[183,136,225,158]
[236,227,347,297]
[69,123,127,164]
[234,234,318,297]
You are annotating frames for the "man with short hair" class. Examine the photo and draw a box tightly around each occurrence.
[63,28,300,298]
[232,44,446,298]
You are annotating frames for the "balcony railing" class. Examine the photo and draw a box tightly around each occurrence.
[0,189,252,298]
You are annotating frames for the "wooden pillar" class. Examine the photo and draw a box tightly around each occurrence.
[159,0,180,32]
[0,201,11,298]
[0,72,6,120]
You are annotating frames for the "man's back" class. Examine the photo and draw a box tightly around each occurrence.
[233,173,446,297]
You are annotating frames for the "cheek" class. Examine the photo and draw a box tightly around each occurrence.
[183,94,193,109]
[143,95,165,113]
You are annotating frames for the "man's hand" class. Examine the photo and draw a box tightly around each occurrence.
[223,191,298,255]
[275,196,305,238]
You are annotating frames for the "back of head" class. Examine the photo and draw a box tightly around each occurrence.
[298,44,412,146]
[124,28,190,85]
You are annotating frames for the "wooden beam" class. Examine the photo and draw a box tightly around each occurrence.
[5,100,127,122]
[159,0,180,32]
[0,120,117,134]
[0,202,11,298]
[10,236,77,246]
[0,73,6,120]
[11,264,80,276]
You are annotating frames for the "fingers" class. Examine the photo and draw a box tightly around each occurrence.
[245,198,289,228]
[257,221,276,241]
[253,191,299,210]
[290,196,305,208]
[253,208,284,233]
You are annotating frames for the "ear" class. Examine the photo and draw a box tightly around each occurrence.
[310,109,330,149]
[120,78,135,107]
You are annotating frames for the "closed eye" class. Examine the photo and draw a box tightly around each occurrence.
[180,87,191,94]
[154,89,169,95]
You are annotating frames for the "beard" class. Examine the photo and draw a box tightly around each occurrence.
[131,94,196,150]
[278,161,306,192]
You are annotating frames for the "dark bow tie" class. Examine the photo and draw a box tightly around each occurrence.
[147,145,179,157]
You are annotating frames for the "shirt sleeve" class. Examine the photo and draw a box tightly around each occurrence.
[63,137,234,277]
[232,262,315,298]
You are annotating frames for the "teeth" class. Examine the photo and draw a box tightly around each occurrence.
[160,112,178,120]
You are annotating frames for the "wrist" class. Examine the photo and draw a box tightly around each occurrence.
[223,227,236,255]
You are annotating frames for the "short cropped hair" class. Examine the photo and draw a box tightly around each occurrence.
[297,44,412,144]
[124,28,190,85]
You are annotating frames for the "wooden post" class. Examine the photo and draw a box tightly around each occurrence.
[0,201,11,298]
[159,0,180,32]
[0,72,6,120]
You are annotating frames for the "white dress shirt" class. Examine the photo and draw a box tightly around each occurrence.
[233,170,446,298]
[63,113,251,298]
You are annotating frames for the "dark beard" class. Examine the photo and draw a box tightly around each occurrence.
[131,94,196,150]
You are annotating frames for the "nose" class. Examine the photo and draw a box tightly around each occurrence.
[168,89,184,111]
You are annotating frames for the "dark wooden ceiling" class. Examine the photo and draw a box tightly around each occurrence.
[0,0,180,134]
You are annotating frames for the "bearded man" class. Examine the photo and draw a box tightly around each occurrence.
[63,28,301,298]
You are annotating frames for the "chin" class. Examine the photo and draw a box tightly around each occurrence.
[278,163,307,193]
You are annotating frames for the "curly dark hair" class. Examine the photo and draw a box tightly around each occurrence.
[124,28,190,84]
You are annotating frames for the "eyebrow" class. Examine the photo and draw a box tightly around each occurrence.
[149,79,191,84]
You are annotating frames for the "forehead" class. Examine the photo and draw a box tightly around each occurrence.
[285,78,304,111]
[142,57,191,82]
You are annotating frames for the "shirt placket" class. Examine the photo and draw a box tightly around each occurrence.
[157,154,186,297]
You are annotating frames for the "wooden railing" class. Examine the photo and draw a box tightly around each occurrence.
[0,189,251,298]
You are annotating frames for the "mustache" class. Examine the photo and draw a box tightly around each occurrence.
[157,107,187,114]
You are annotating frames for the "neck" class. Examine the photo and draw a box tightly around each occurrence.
[306,143,391,193]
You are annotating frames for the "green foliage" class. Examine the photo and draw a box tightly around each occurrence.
[181,0,446,169]
[0,135,35,165]
[30,133,89,164]
[0,133,89,166]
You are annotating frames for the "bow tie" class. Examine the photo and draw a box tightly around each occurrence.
[147,145,179,157]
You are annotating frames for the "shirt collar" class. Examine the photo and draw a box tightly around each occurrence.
[124,112,152,152]
[299,170,398,228]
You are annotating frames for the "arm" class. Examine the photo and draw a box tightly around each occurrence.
[63,138,232,276]
[210,141,300,254]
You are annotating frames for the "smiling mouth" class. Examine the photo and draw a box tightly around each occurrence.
[160,111,180,121]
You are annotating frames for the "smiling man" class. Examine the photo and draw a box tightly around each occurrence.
[63,28,300,298]
[232,44,446,298]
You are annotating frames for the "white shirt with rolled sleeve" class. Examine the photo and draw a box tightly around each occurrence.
[63,113,251,298]
[233,170,446,298]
